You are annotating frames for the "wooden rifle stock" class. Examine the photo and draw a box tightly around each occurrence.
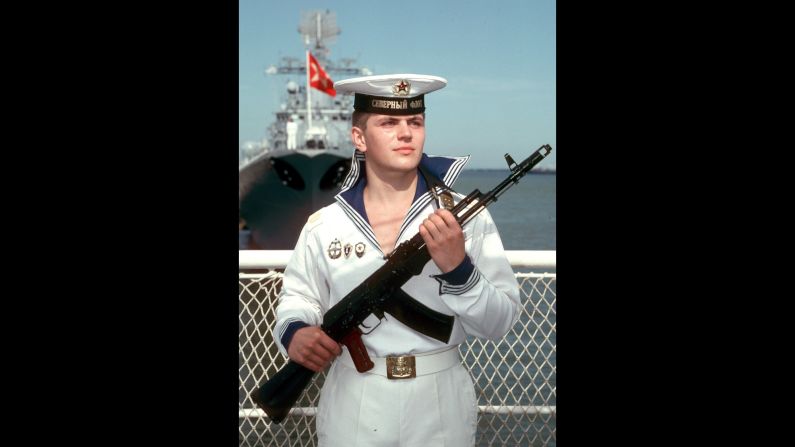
[251,144,552,423]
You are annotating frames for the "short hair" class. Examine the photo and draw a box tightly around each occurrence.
[352,110,370,130]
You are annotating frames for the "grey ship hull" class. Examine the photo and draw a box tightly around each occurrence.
[239,149,351,249]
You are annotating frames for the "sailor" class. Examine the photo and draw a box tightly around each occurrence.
[272,74,520,446]
[286,116,298,150]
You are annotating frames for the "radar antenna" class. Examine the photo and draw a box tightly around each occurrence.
[298,10,339,61]
[266,10,371,77]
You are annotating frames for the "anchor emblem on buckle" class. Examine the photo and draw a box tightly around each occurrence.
[386,355,416,379]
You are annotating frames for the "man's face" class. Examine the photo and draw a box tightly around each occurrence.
[352,113,426,175]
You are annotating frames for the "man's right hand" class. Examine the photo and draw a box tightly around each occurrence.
[287,326,342,372]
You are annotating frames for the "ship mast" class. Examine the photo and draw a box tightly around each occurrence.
[265,10,372,77]
[259,10,373,153]
[300,10,339,130]
[305,49,312,130]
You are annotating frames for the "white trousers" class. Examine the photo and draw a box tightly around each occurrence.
[316,354,478,447]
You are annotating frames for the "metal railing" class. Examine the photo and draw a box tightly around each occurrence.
[240,250,556,446]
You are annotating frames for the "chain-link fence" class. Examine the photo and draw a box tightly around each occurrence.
[240,266,556,446]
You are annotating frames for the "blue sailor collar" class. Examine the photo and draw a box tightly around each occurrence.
[334,151,470,253]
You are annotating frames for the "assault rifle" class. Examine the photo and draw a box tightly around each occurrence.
[252,144,552,423]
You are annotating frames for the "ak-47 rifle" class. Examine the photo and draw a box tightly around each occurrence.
[252,144,552,423]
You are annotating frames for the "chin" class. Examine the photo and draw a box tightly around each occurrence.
[396,155,422,170]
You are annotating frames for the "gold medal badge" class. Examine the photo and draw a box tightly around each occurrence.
[355,242,366,258]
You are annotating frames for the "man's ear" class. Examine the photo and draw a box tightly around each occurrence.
[351,126,366,153]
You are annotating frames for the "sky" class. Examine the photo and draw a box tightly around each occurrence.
[239,0,556,170]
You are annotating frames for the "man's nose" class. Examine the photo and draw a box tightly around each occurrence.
[397,120,412,139]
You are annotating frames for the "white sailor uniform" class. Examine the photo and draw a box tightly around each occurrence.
[273,152,521,446]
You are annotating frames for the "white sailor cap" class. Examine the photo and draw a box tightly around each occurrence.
[334,74,447,115]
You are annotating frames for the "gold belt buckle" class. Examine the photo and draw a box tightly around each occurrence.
[386,355,416,379]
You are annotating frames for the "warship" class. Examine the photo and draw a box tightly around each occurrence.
[239,10,372,249]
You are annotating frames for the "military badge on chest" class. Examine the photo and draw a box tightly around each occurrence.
[328,239,366,259]
[327,239,342,259]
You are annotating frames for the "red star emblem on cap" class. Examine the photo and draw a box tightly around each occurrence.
[393,79,410,95]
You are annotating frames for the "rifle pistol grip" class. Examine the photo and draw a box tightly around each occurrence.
[340,328,374,373]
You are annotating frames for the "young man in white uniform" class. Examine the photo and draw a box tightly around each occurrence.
[272,74,521,446]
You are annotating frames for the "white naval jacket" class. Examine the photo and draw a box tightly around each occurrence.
[273,152,521,358]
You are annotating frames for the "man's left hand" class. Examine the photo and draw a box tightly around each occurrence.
[419,209,466,273]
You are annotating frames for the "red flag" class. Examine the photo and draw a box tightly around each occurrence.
[308,51,336,97]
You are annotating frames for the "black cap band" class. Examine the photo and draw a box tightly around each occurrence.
[353,93,425,115]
